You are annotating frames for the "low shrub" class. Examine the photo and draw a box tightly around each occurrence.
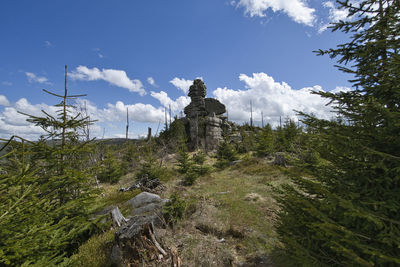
[192,151,206,165]
[163,193,186,225]
[183,170,199,186]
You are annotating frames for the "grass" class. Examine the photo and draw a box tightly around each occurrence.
[69,229,116,267]
[74,153,291,266]
[89,183,141,217]
[161,155,290,265]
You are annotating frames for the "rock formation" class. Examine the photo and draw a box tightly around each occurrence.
[183,79,228,150]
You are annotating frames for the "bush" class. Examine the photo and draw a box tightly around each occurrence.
[135,162,163,181]
[192,151,206,165]
[177,149,192,174]
[183,169,199,186]
[163,193,186,225]
[97,150,124,184]
[215,141,238,169]
[191,164,211,176]
[256,124,274,157]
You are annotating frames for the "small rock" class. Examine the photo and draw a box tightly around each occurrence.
[245,193,264,202]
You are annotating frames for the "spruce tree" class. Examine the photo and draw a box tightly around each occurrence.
[256,123,274,157]
[276,1,400,266]
[0,65,99,265]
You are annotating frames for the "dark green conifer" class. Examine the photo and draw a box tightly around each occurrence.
[256,124,274,157]
[0,66,99,265]
[276,0,400,265]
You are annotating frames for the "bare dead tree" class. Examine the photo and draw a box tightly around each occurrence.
[169,104,172,127]
[250,100,253,127]
[261,111,264,128]
[164,107,168,130]
[126,107,129,140]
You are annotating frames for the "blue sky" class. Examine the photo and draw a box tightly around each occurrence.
[0,0,352,139]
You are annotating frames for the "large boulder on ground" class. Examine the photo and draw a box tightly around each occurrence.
[126,192,169,216]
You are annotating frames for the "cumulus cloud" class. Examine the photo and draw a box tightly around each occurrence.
[2,81,12,86]
[0,95,10,106]
[170,77,193,94]
[0,98,59,139]
[236,0,316,26]
[331,86,351,93]
[102,101,164,123]
[25,72,50,84]
[212,72,339,126]
[147,77,156,86]
[150,91,190,111]
[69,66,146,96]
[44,40,52,47]
[319,1,350,33]
[0,96,165,140]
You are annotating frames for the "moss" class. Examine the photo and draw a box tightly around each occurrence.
[69,229,115,267]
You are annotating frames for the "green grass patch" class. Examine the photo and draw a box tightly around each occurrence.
[69,229,115,267]
[178,159,290,258]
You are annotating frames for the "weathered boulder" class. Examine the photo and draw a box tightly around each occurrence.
[205,113,223,150]
[183,79,228,151]
[184,79,207,118]
[205,98,226,116]
[126,192,169,217]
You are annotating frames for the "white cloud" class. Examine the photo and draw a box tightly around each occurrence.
[0,95,10,106]
[331,86,351,93]
[2,81,12,86]
[69,66,146,96]
[212,72,337,126]
[237,0,316,26]
[44,40,52,47]
[318,1,351,33]
[0,95,166,140]
[170,77,193,94]
[0,98,59,139]
[150,91,190,111]
[98,53,104,58]
[25,72,50,84]
[102,101,164,124]
[147,77,156,86]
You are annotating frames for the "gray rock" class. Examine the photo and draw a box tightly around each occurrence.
[126,192,169,217]
[126,192,162,209]
[205,98,226,115]
[183,79,228,151]
[134,202,163,215]
[184,79,208,118]
[188,79,206,98]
